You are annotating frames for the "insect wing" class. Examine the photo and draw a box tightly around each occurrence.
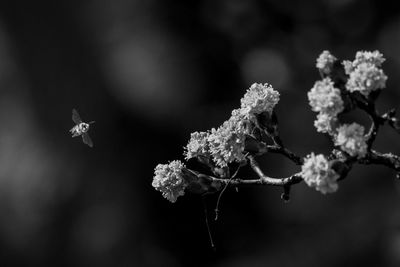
[72,108,83,124]
[82,133,93,147]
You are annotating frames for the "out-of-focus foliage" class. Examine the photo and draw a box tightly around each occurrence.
[0,0,399,266]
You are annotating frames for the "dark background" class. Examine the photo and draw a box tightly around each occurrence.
[0,0,399,266]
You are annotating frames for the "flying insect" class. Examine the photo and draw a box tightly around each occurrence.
[70,108,95,147]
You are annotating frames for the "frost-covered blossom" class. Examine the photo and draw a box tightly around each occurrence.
[240,83,280,119]
[308,78,344,116]
[344,50,387,96]
[316,50,337,74]
[346,62,387,96]
[314,112,338,134]
[208,109,250,167]
[184,131,210,160]
[301,153,340,194]
[152,160,188,203]
[335,123,368,158]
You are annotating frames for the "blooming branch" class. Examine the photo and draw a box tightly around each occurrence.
[152,50,400,204]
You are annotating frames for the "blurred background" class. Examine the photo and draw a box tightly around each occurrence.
[0,0,399,266]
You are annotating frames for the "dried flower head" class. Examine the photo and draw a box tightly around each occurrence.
[316,50,337,74]
[308,78,344,116]
[335,123,368,158]
[301,153,340,194]
[152,160,188,203]
[240,83,280,119]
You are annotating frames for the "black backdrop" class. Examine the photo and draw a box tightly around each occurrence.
[0,0,400,266]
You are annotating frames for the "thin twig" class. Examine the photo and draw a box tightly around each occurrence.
[214,158,246,221]
[354,96,385,149]
[272,135,284,147]
[208,173,303,187]
[383,109,400,134]
[201,196,216,251]
[201,156,305,187]
[359,150,400,171]
[259,144,303,165]
[249,155,265,179]
[280,147,303,165]
[201,149,400,190]
[366,108,384,149]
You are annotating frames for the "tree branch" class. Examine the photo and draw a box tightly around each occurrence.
[214,155,303,186]
[382,109,400,134]
[208,173,303,187]
[359,150,400,171]
[353,95,385,149]
[259,144,303,165]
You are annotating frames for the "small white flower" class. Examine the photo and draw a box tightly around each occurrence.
[314,112,338,134]
[184,131,210,160]
[301,153,340,194]
[152,160,188,203]
[240,83,280,119]
[308,78,344,116]
[335,123,368,158]
[316,50,337,74]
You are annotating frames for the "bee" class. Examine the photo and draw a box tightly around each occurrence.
[70,108,95,147]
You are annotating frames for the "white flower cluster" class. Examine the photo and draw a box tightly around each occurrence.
[207,109,250,167]
[351,50,385,67]
[308,78,344,115]
[152,160,188,203]
[314,113,339,134]
[309,51,378,160]
[184,83,280,167]
[301,153,340,194]
[184,109,251,168]
[334,123,367,158]
[344,50,387,96]
[316,50,337,75]
[184,131,210,160]
[240,83,280,119]
[308,77,344,134]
